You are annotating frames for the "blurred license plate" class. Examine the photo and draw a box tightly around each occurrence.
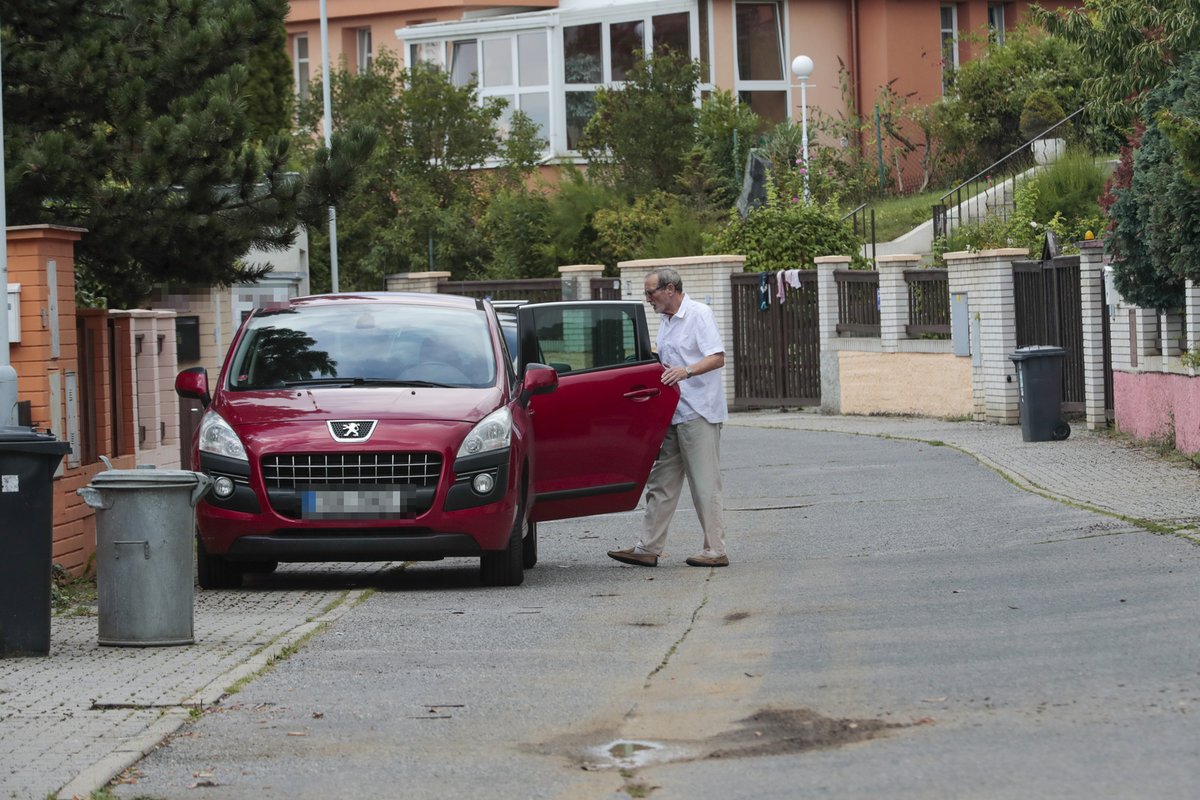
[300,488,411,519]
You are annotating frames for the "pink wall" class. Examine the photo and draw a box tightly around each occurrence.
[1113,371,1200,455]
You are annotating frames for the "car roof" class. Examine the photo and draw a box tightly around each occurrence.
[278,292,485,312]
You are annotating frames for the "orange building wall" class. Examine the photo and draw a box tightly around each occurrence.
[285,1,559,75]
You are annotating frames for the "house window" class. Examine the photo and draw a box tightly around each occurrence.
[940,4,959,95]
[477,33,551,141]
[357,28,373,72]
[653,12,690,57]
[987,3,1006,44]
[610,20,644,81]
[562,11,696,150]
[450,40,479,86]
[735,1,787,124]
[294,34,310,102]
[410,41,444,68]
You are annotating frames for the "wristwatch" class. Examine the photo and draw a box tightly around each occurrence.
[684,365,693,378]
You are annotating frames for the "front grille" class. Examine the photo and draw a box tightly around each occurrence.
[262,453,443,490]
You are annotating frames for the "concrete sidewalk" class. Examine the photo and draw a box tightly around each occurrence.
[2,411,1197,799]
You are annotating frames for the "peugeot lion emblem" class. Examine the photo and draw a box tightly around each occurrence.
[328,420,378,443]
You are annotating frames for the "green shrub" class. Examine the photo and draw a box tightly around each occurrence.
[706,180,868,272]
[1020,89,1067,141]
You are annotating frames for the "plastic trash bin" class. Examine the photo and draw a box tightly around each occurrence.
[78,465,211,646]
[0,427,70,656]
[1009,346,1071,442]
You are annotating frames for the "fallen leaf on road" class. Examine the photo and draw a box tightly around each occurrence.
[922,697,948,703]
[286,731,307,736]
[312,711,324,719]
[912,717,936,726]
[188,780,218,789]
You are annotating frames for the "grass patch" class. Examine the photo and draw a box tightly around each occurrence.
[865,189,946,243]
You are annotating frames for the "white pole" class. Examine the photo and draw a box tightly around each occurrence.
[0,25,19,427]
[319,0,339,292]
[790,55,814,204]
[800,79,809,203]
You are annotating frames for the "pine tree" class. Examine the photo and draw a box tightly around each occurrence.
[2,0,352,306]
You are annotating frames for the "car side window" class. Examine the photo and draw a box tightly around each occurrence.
[529,305,641,373]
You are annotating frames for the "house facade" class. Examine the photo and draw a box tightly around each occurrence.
[285,0,1078,174]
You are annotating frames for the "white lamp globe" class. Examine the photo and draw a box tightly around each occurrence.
[791,55,814,81]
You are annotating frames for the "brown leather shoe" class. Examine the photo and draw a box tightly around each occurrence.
[608,547,658,567]
[685,553,729,567]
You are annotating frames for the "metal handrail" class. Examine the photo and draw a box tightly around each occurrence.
[937,106,1086,208]
[841,203,876,264]
[932,106,1087,242]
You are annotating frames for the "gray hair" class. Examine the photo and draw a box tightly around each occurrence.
[646,267,683,293]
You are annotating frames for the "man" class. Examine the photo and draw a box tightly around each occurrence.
[608,267,729,568]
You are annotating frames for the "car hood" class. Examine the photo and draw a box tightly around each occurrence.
[214,385,506,427]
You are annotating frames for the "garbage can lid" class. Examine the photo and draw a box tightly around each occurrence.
[89,467,204,489]
[0,425,72,454]
[1009,345,1067,361]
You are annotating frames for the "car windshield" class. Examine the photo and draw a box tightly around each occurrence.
[226,302,497,390]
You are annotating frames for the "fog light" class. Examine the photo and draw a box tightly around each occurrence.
[213,476,235,499]
[472,473,495,494]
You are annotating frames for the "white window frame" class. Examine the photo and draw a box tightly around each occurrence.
[987,3,1006,45]
[560,3,699,154]
[733,0,790,124]
[477,32,552,142]
[398,3,697,160]
[940,4,959,96]
[357,27,373,72]
[294,34,310,102]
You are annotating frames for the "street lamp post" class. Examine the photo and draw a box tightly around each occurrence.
[790,54,814,203]
[319,0,339,292]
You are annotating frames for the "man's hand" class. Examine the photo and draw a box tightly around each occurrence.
[661,365,689,386]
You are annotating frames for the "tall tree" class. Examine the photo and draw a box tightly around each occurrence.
[1108,51,1200,310]
[2,0,346,306]
[1034,0,1200,130]
[579,50,701,197]
[295,51,543,290]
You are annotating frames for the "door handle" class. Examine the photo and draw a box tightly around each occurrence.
[623,387,661,401]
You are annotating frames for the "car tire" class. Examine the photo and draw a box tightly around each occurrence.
[239,560,279,575]
[521,521,538,569]
[196,531,243,590]
[481,502,525,587]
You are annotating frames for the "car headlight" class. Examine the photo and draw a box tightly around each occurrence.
[198,409,249,462]
[457,407,511,457]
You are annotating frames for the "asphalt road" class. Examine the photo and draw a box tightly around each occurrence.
[113,426,1200,799]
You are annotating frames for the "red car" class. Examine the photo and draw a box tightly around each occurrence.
[175,293,678,588]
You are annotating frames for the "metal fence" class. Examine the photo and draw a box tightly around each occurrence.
[835,269,880,336]
[438,278,562,303]
[904,269,951,338]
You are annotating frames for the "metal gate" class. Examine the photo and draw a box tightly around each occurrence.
[1013,254,1098,413]
[729,271,821,408]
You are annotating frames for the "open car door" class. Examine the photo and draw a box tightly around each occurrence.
[518,301,678,523]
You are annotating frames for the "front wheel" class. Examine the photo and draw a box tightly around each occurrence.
[481,503,525,587]
[196,531,243,590]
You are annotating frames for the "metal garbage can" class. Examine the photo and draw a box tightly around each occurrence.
[0,427,70,656]
[78,465,211,646]
[1009,346,1071,443]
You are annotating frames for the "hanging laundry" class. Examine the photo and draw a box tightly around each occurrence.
[776,270,787,304]
[785,268,802,288]
[758,272,771,311]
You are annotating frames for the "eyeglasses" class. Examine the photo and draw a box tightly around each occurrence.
[643,285,668,298]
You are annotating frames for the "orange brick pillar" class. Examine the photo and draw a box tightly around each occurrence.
[6,225,106,573]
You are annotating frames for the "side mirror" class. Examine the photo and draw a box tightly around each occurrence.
[175,366,211,407]
[520,363,558,404]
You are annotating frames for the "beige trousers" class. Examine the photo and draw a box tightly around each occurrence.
[637,418,727,557]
